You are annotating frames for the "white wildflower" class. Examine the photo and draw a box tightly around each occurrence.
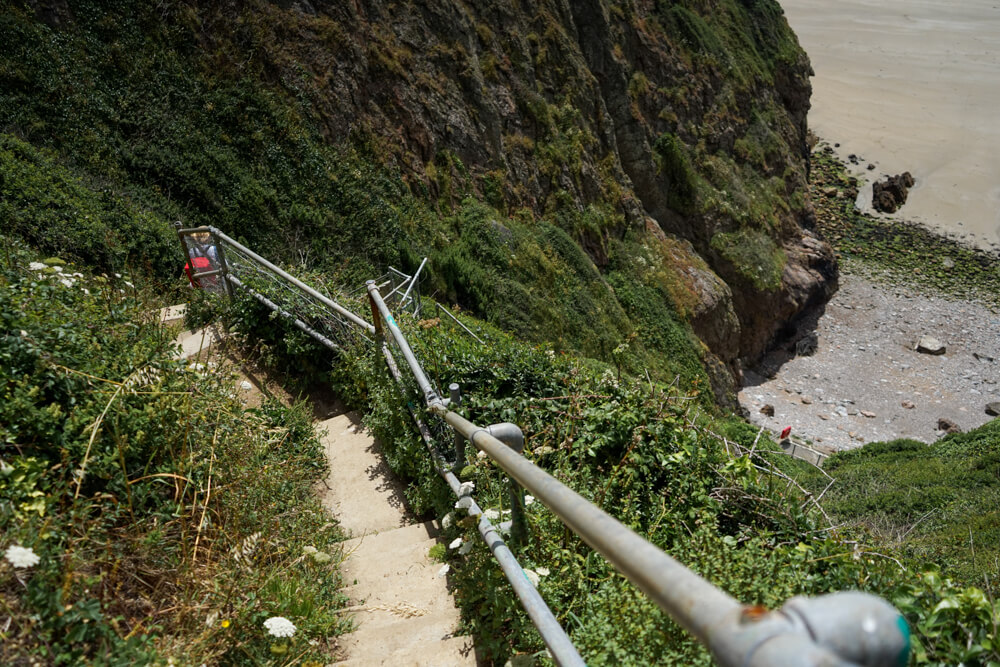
[441,512,455,529]
[59,278,75,288]
[302,546,317,555]
[448,538,463,550]
[546,349,556,358]
[483,509,501,521]
[523,568,540,587]
[455,496,473,510]
[205,611,219,627]
[28,262,46,271]
[437,564,450,577]
[536,567,550,576]
[5,545,40,569]
[459,541,473,556]
[476,450,488,461]
[458,481,474,495]
[524,495,535,506]
[263,616,296,638]
[52,265,63,273]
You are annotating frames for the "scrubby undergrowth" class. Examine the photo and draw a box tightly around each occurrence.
[0,239,349,665]
[224,281,1000,665]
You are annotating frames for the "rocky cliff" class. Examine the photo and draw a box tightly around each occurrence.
[203,0,835,376]
[5,0,836,396]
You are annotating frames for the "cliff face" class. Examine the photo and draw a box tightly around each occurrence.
[210,0,835,373]
[6,0,835,393]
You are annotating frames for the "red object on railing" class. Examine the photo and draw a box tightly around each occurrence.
[184,256,212,287]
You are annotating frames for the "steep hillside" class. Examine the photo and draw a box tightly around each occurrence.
[0,0,834,399]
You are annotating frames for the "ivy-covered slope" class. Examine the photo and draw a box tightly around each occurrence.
[1,0,834,401]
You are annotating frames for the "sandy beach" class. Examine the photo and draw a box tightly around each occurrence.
[779,0,1000,250]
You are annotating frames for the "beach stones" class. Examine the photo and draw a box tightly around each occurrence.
[873,172,915,213]
[937,418,962,434]
[986,402,1000,417]
[916,336,946,355]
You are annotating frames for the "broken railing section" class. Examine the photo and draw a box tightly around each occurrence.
[175,225,911,667]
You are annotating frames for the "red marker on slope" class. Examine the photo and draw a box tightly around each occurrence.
[780,426,792,439]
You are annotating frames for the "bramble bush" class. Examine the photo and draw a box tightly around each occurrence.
[224,277,999,665]
[0,238,350,665]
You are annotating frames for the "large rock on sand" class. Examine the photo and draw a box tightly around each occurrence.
[916,336,946,355]
[873,172,915,213]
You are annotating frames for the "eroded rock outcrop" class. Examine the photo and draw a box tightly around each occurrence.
[873,172,916,213]
[175,0,836,383]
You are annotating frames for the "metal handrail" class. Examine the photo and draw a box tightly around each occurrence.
[209,227,375,335]
[176,226,910,667]
[364,285,911,667]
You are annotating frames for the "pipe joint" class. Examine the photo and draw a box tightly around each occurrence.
[780,592,910,667]
[724,592,910,667]
[485,423,524,454]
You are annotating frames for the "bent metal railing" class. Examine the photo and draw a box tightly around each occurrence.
[175,225,911,667]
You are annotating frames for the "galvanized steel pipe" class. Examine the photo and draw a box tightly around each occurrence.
[399,256,427,309]
[367,281,442,406]
[210,228,375,335]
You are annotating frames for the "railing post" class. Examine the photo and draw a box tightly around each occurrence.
[507,463,527,550]
[366,280,384,340]
[212,231,235,299]
[485,423,528,550]
[174,221,195,283]
[450,383,465,469]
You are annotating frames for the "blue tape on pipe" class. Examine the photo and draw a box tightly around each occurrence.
[896,615,911,667]
[387,314,397,329]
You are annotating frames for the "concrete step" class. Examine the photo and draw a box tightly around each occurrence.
[318,413,411,535]
[334,522,472,666]
[330,634,474,667]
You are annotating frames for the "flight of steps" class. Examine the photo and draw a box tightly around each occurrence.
[318,413,476,667]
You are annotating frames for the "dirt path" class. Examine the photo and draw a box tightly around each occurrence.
[317,412,476,667]
[740,271,1000,452]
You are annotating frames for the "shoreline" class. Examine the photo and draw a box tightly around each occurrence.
[779,0,1000,251]
[738,143,1000,454]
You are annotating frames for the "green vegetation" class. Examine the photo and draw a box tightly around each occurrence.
[224,283,999,665]
[0,240,349,665]
[800,425,1000,588]
[0,2,719,401]
[710,227,786,291]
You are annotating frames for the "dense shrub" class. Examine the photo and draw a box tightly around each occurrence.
[0,241,349,665]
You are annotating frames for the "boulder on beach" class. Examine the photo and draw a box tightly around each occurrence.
[987,402,1000,417]
[872,172,915,213]
[937,418,961,434]
[916,336,945,355]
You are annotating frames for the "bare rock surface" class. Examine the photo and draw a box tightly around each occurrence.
[739,272,1000,452]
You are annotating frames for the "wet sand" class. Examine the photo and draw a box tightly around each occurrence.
[780,0,1000,250]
